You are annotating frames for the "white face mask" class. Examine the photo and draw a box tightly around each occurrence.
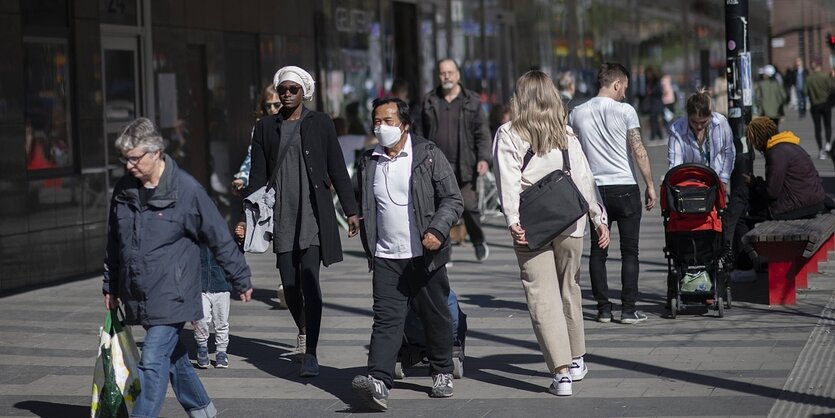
[374,124,403,148]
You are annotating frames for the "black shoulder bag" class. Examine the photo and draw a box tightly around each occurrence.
[518,148,589,250]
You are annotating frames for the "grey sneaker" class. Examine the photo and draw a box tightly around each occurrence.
[276,284,287,309]
[351,375,389,411]
[569,360,587,381]
[196,345,209,369]
[430,373,454,398]
[300,354,319,377]
[548,374,572,396]
[280,334,306,362]
[474,242,490,262]
[596,308,613,323]
[215,351,228,368]
[620,310,648,324]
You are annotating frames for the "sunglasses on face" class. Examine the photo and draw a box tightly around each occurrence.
[264,102,281,110]
[277,85,302,95]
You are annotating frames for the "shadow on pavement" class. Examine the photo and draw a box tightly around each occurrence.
[458,294,528,312]
[250,287,284,310]
[14,400,88,418]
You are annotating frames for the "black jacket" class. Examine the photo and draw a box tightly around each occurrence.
[754,141,825,220]
[356,136,464,271]
[415,85,492,183]
[104,155,251,326]
[246,107,358,266]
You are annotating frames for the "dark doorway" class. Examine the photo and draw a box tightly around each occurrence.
[182,44,210,187]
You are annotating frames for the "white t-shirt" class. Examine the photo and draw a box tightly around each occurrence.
[372,136,423,259]
[569,96,641,186]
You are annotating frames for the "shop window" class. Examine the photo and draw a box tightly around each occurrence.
[23,39,73,172]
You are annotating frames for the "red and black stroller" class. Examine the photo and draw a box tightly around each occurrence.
[661,164,732,318]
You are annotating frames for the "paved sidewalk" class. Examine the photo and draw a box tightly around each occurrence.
[1,112,834,417]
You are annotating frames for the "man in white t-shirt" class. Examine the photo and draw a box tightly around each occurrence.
[569,63,656,325]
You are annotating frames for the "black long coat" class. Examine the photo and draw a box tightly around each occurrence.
[247,108,358,266]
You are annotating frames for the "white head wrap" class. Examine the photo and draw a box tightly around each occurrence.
[274,66,316,101]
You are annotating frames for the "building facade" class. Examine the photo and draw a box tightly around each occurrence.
[0,0,766,293]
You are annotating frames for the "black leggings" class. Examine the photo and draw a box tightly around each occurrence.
[276,246,322,356]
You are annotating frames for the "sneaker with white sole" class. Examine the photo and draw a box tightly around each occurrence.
[215,351,229,368]
[280,334,306,362]
[826,142,832,152]
[820,149,829,160]
[351,375,389,411]
[620,310,648,324]
[276,284,287,309]
[430,373,454,398]
[474,243,490,262]
[569,360,588,381]
[196,345,210,369]
[299,353,319,377]
[548,374,572,396]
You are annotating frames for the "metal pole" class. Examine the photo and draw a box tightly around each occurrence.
[725,0,751,154]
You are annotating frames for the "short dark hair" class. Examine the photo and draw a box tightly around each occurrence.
[598,62,630,88]
[371,97,412,127]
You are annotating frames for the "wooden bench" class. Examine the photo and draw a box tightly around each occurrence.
[742,213,835,305]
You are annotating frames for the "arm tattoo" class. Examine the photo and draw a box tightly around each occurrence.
[627,128,648,160]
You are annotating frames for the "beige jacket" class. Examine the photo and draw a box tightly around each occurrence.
[492,122,607,238]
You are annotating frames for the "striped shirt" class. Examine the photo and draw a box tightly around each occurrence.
[667,112,735,184]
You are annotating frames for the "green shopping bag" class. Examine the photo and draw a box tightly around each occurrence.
[90,309,141,418]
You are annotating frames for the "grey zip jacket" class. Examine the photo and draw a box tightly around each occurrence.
[356,135,464,271]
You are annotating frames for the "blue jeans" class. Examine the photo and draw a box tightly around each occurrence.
[132,324,216,418]
[589,184,642,313]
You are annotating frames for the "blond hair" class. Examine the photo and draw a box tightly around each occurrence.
[746,117,778,152]
[509,71,569,154]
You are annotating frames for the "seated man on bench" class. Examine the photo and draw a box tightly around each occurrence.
[735,117,827,270]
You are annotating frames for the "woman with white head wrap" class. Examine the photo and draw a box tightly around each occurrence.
[236,65,360,378]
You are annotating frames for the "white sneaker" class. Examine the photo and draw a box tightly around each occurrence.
[569,360,588,381]
[826,142,832,152]
[820,150,828,160]
[548,374,572,396]
[280,334,306,362]
[276,284,287,309]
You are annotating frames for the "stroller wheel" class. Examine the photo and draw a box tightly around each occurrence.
[717,297,725,318]
[452,357,463,379]
[670,299,677,319]
[725,287,733,309]
[394,362,404,379]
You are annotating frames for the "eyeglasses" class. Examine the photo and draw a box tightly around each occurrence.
[264,102,281,110]
[277,85,302,95]
[119,151,150,166]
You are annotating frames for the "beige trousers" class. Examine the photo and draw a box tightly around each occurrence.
[514,235,586,373]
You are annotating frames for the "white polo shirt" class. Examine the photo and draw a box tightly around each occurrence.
[372,136,423,259]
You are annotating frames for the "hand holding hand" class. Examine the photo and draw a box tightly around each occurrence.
[240,288,253,302]
[422,232,442,251]
[509,223,527,245]
[347,215,360,238]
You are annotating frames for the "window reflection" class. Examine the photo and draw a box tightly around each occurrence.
[24,39,73,173]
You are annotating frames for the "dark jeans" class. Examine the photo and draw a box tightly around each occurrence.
[276,245,322,355]
[810,103,832,156]
[589,184,642,313]
[367,257,453,389]
[459,180,485,245]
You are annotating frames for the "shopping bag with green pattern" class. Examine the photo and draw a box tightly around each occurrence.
[90,309,141,418]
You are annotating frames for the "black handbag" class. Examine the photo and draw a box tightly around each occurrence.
[518,148,589,250]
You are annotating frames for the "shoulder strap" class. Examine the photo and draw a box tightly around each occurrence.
[266,112,305,187]
[521,147,572,174]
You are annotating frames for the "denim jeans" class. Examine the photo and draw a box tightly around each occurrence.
[589,184,642,313]
[132,324,216,418]
[367,257,453,389]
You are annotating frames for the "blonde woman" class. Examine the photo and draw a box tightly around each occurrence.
[493,71,609,396]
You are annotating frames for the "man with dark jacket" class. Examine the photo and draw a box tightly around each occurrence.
[351,98,464,411]
[415,58,492,261]
[805,60,835,162]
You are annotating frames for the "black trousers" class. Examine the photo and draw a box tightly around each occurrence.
[276,246,322,355]
[810,103,832,157]
[459,180,485,245]
[367,257,453,389]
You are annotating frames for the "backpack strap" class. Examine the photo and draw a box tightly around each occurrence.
[521,147,572,175]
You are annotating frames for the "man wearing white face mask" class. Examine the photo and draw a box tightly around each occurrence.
[351,98,464,411]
